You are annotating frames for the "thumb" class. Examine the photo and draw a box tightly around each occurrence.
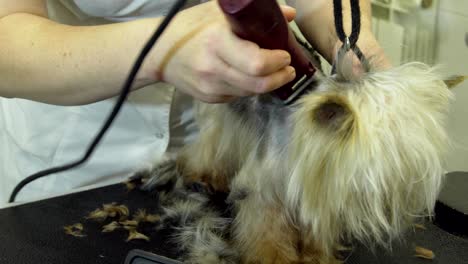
[280,5,296,22]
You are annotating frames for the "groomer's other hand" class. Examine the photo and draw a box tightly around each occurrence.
[148,2,297,103]
[289,0,391,72]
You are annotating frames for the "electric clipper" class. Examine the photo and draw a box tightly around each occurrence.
[218,0,317,104]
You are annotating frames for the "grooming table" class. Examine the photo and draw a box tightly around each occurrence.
[0,183,467,264]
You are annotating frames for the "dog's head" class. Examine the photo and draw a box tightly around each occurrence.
[286,62,454,250]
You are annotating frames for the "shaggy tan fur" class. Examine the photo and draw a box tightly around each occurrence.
[142,62,459,263]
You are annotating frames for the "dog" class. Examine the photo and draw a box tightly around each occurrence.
[137,54,460,263]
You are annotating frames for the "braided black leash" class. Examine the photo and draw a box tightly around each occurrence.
[332,0,368,75]
[334,0,361,48]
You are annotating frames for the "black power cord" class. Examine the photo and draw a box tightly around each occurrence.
[9,0,188,203]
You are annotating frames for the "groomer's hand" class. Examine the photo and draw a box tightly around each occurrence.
[148,1,297,103]
[290,0,391,72]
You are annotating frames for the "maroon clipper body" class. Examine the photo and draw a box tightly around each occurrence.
[218,0,317,104]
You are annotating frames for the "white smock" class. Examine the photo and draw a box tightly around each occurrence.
[0,0,205,207]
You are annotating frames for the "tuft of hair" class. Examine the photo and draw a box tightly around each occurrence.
[158,196,237,264]
[287,62,452,254]
[444,75,467,89]
[141,158,237,263]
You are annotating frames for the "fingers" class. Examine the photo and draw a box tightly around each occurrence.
[280,5,296,22]
[164,9,299,104]
[192,57,296,101]
[197,65,296,102]
[218,60,296,94]
[204,22,297,97]
[216,34,292,76]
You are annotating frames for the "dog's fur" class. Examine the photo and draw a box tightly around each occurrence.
[139,60,455,263]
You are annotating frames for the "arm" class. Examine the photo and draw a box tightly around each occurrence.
[0,1,296,105]
[0,1,163,105]
[287,0,391,69]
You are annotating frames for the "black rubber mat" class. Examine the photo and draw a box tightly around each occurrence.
[0,183,466,264]
[346,217,468,264]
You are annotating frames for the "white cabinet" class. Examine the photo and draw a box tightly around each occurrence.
[436,11,468,171]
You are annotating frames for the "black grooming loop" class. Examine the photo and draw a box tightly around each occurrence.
[331,0,369,75]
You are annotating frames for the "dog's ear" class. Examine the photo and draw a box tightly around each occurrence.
[444,75,467,89]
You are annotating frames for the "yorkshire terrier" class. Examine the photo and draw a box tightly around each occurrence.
[136,51,461,263]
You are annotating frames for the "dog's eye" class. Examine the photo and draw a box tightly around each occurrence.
[314,102,345,125]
